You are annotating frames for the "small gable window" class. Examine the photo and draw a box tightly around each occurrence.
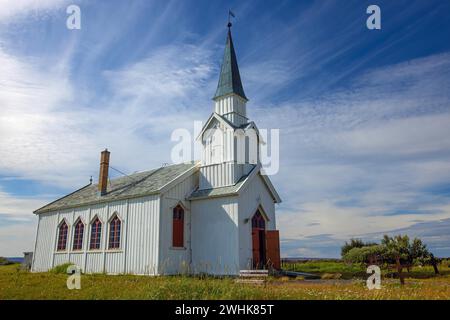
[108,215,121,249]
[72,218,84,251]
[90,217,102,250]
[57,221,68,251]
[172,205,184,248]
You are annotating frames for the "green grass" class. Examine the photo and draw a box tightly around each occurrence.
[1,263,449,300]
[282,259,450,280]
[282,260,365,279]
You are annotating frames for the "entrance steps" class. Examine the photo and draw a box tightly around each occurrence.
[235,269,269,284]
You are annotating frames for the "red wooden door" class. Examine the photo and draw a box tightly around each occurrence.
[172,206,184,247]
[252,229,260,268]
[265,230,281,270]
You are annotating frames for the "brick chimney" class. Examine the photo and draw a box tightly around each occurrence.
[98,149,110,196]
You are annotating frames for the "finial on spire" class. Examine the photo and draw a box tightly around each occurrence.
[228,9,235,28]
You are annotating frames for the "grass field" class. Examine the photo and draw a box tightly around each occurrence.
[281,259,450,280]
[1,262,449,300]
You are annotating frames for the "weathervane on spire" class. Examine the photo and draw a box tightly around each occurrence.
[228,9,235,28]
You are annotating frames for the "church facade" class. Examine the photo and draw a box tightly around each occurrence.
[32,25,281,276]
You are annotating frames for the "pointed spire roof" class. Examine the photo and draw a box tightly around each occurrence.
[213,23,248,101]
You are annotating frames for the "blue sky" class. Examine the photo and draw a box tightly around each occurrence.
[1,0,450,257]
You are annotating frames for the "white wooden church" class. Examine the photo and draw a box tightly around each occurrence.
[31,23,281,276]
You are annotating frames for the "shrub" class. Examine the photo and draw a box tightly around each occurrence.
[343,245,387,265]
[49,263,76,274]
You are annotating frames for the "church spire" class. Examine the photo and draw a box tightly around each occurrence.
[213,22,248,101]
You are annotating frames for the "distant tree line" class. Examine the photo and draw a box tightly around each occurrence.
[341,235,439,285]
[0,257,14,266]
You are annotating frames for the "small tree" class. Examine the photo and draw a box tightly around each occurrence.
[343,245,387,265]
[381,235,410,285]
[341,238,377,257]
[342,235,440,285]
[409,238,439,274]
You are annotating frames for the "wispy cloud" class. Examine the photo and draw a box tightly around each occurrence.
[272,52,450,256]
[0,0,68,23]
[0,0,450,257]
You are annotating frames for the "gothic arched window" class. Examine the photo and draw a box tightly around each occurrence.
[90,217,102,250]
[251,210,266,229]
[57,220,68,251]
[72,218,84,250]
[172,205,184,248]
[108,215,121,249]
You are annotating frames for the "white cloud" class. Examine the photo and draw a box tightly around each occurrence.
[0,188,47,216]
[105,44,215,102]
[0,42,216,189]
[0,222,36,256]
[0,187,42,256]
[254,52,450,249]
[0,0,68,23]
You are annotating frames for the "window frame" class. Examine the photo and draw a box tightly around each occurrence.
[89,216,103,250]
[72,217,85,251]
[172,205,185,248]
[108,214,122,250]
[251,210,266,230]
[56,220,69,252]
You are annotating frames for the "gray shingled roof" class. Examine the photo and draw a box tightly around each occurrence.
[34,162,197,214]
[213,28,247,101]
[188,170,250,200]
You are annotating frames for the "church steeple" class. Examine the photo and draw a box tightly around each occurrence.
[198,19,257,190]
[213,23,247,101]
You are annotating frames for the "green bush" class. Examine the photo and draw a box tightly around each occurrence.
[49,263,76,274]
[343,245,387,264]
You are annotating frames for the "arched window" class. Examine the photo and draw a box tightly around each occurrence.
[72,218,84,250]
[108,215,121,249]
[172,205,184,247]
[57,221,68,251]
[251,210,265,229]
[90,217,102,250]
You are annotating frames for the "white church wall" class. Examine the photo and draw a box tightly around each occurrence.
[69,207,90,269]
[238,174,277,270]
[85,252,103,273]
[199,162,241,189]
[32,195,161,275]
[191,196,239,275]
[85,203,108,273]
[103,200,127,274]
[124,195,160,275]
[158,172,197,275]
[52,208,73,269]
[32,212,57,272]
[214,95,247,127]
